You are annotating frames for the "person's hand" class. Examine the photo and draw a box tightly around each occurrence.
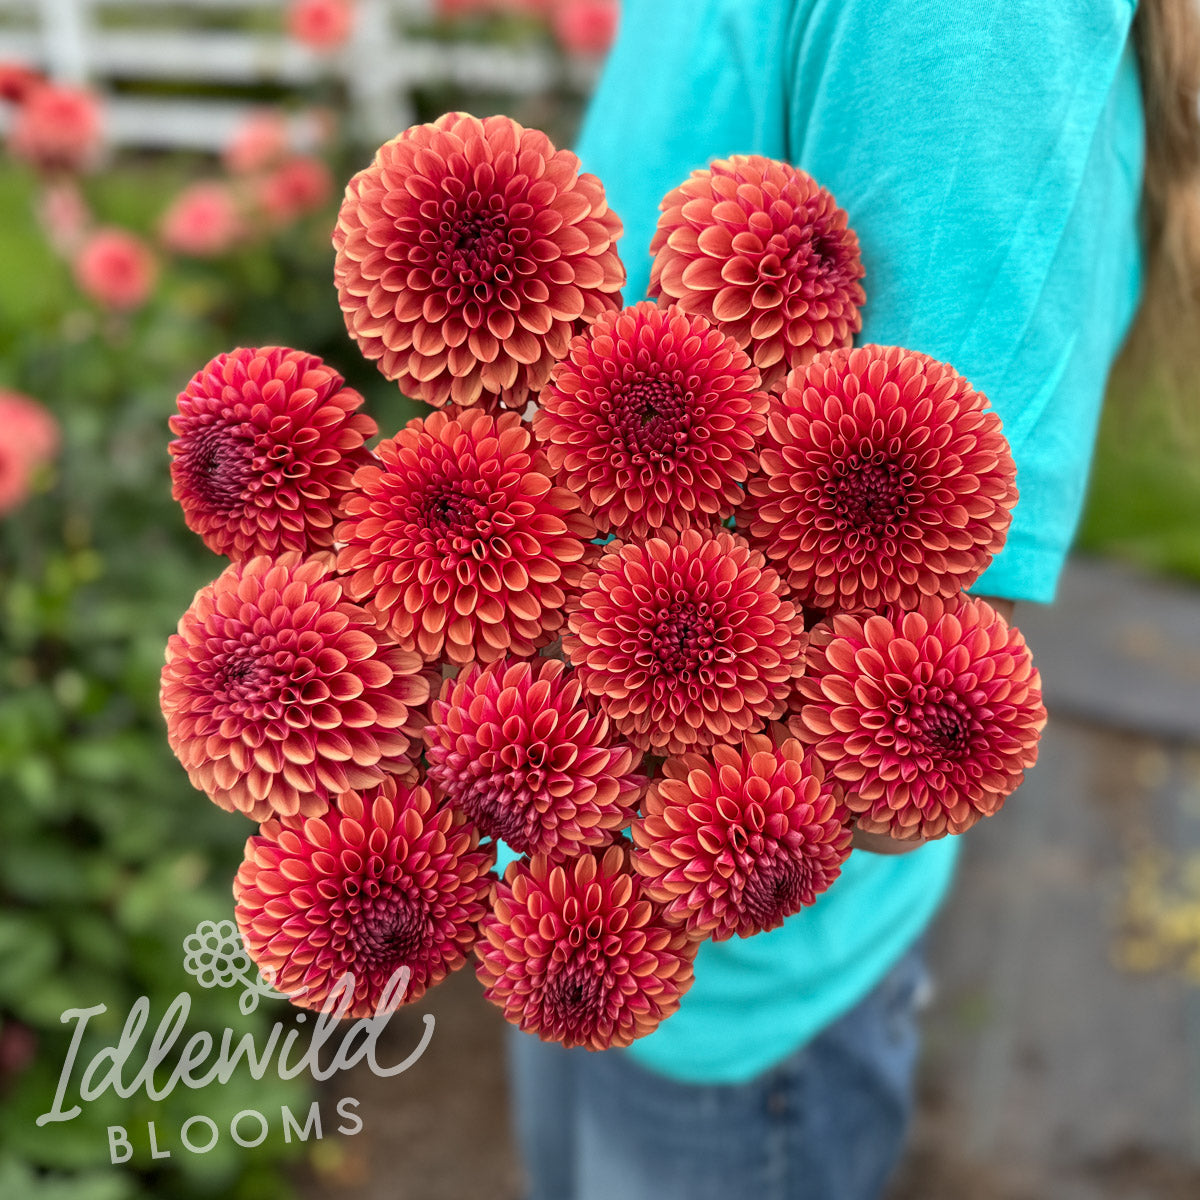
[845,593,1016,856]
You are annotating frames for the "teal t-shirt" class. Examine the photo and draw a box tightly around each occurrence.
[509,0,1144,1083]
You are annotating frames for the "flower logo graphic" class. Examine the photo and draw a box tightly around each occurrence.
[182,919,305,1013]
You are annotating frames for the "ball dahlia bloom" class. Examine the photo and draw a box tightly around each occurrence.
[0,390,58,515]
[160,182,242,257]
[161,554,429,822]
[532,302,768,539]
[739,344,1018,613]
[632,734,851,940]
[287,0,355,49]
[476,845,696,1050]
[8,82,102,173]
[236,778,495,1017]
[564,527,806,754]
[0,62,42,106]
[649,155,864,392]
[168,346,377,562]
[333,111,624,409]
[337,406,594,665]
[793,594,1046,840]
[73,228,157,312]
[425,657,643,857]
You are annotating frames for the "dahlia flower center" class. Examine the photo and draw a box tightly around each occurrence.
[829,456,913,537]
[459,779,532,849]
[350,891,434,971]
[439,206,513,291]
[646,601,721,677]
[184,422,256,508]
[738,857,813,929]
[544,960,607,1031]
[611,376,690,462]
[900,691,979,759]
[215,644,278,706]
[419,483,490,536]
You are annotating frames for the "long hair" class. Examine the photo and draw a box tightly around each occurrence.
[1124,0,1200,410]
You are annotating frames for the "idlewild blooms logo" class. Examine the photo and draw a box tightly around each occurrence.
[37,918,433,1163]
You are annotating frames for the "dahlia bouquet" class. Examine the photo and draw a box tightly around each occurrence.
[159,112,1045,1050]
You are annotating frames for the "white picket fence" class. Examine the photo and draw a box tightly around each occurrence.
[0,0,584,150]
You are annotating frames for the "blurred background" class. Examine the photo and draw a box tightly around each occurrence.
[0,3,1198,1199]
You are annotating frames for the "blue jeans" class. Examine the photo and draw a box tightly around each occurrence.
[506,942,928,1200]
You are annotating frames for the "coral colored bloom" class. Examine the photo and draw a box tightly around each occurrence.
[337,407,594,665]
[0,62,43,105]
[254,155,333,225]
[632,734,851,939]
[0,390,58,515]
[161,554,430,822]
[160,182,242,257]
[476,844,697,1049]
[236,778,495,1017]
[73,228,156,311]
[169,346,376,561]
[552,0,618,56]
[533,302,768,539]
[8,82,102,173]
[223,110,289,175]
[564,527,806,755]
[334,112,624,409]
[739,344,1018,613]
[793,595,1046,840]
[287,0,355,48]
[650,156,864,391]
[425,657,643,857]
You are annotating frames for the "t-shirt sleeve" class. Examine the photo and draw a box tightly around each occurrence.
[786,0,1144,602]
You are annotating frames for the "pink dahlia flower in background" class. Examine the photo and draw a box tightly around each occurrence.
[36,180,89,256]
[0,62,43,105]
[161,554,430,822]
[738,344,1018,614]
[169,346,377,561]
[333,111,624,409]
[0,390,59,515]
[235,777,494,1017]
[287,0,355,49]
[336,406,595,665]
[160,182,242,257]
[532,302,768,539]
[425,657,643,857]
[8,81,102,174]
[223,109,290,175]
[793,594,1046,840]
[564,527,806,754]
[632,733,851,940]
[476,844,697,1050]
[552,0,618,56]
[254,155,333,226]
[650,155,864,392]
[72,228,157,312]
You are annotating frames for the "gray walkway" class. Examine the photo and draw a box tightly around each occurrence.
[301,556,1200,1200]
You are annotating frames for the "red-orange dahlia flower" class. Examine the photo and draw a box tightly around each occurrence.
[739,344,1018,614]
[649,155,864,392]
[563,527,806,755]
[0,390,58,516]
[475,844,696,1049]
[333,111,624,410]
[235,777,495,1017]
[162,554,429,822]
[169,347,377,562]
[632,734,851,940]
[8,82,102,174]
[425,657,643,857]
[793,595,1045,840]
[73,228,157,312]
[337,406,594,665]
[532,302,768,538]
